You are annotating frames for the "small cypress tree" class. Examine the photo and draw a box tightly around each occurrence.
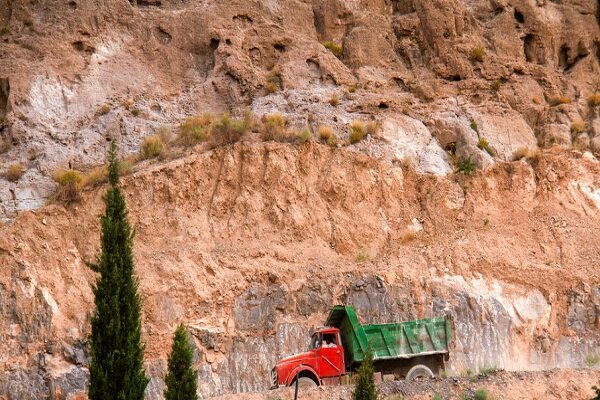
[89,140,149,400]
[352,346,377,400]
[592,385,600,400]
[164,324,198,400]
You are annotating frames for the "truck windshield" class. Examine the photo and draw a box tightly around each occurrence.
[309,334,321,350]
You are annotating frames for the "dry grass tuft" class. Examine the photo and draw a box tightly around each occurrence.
[140,135,166,160]
[5,163,24,182]
[469,45,485,62]
[349,120,367,144]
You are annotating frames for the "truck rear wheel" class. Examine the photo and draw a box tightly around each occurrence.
[296,377,318,388]
[406,364,434,380]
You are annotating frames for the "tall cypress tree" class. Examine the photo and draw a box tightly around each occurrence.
[352,346,377,400]
[89,140,149,400]
[164,324,198,400]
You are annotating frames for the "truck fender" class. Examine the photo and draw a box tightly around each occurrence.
[285,365,320,386]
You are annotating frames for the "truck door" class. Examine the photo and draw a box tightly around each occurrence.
[317,332,344,378]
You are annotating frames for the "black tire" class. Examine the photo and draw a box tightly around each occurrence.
[296,376,318,388]
[406,364,434,380]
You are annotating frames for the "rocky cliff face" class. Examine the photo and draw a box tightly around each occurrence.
[0,0,600,399]
[0,143,599,399]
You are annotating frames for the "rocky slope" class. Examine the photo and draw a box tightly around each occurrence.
[0,0,600,399]
[0,143,599,398]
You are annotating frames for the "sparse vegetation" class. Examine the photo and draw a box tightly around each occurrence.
[470,120,479,133]
[179,114,213,145]
[587,93,600,108]
[261,113,287,142]
[131,108,141,117]
[348,84,357,93]
[352,346,377,400]
[512,146,541,164]
[349,120,367,144]
[570,120,585,136]
[53,169,83,204]
[457,157,476,175]
[440,370,448,379]
[365,121,381,138]
[318,125,334,143]
[299,127,311,143]
[477,137,495,156]
[83,165,108,188]
[469,45,485,62]
[5,163,24,182]
[140,135,166,160]
[322,41,343,59]
[356,248,369,262]
[585,354,599,367]
[155,125,173,144]
[460,368,475,378]
[122,99,133,110]
[483,218,489,226]
[329,93,340,107]
[432,394,442,400]
[211,112,250,145]
[0,26,9,36]
[474,388,488,400]
[266,65,281,94]
[491,79,502,93]
[549,96,571,106]
[479,366,497,375]
[98,104,111,116]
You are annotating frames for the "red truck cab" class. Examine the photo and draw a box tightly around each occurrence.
[270,327,345,388]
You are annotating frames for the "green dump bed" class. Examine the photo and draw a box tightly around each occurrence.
[325,305,452,366]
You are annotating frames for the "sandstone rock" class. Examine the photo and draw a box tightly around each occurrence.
[542,124,572,147]
[466,108,537,161]
[591,136,600,154]
[382,116,452,175]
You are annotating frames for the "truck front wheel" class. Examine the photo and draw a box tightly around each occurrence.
[296,377,318,388]
[405,364,434,380]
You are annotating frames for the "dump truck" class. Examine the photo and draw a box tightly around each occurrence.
[270,305,453,388]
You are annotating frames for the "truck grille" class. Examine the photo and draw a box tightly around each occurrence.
[270,368,278,389]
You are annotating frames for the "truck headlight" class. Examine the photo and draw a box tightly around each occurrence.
[270,368,278,388]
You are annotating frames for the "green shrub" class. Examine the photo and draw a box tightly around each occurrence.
[439,370,448,379]
[477,137,495,156]
[469,45,485,62]
[585,354,599,367]
[0,26,9,36]
[329,94,339,107]
[352,346,376,400]
[53,169,83,204]
[179,114,213,145]
[261,113,287,141]
[299,127,311,143]
[470,120,479,133]
[211,112,250,145]
[140,135,166,160]
[5,163,24,182]
[491,79,502,93]
[131,108,141,117]
[327,133,339,147]
[322,41,343,59]
[460,368,474,378]
[457,158,476,175]
[474,388,488,400]
[164,324,198,400]
[432,395,442,400]
[592,385,600,400]
[350,120,366,144]
[355,248,369,262]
